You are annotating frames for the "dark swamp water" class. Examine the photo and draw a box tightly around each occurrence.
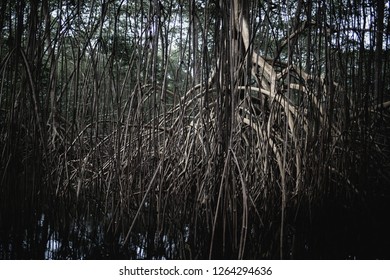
[0,195,160,259]
[1,176,390,260]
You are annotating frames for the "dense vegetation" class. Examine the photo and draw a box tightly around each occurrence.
[1,0,390,259]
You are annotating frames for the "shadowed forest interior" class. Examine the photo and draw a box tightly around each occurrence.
[1,0,390,259]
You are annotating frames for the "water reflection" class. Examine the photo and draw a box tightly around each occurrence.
[0,200,186,259]
[1,182,389,259]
